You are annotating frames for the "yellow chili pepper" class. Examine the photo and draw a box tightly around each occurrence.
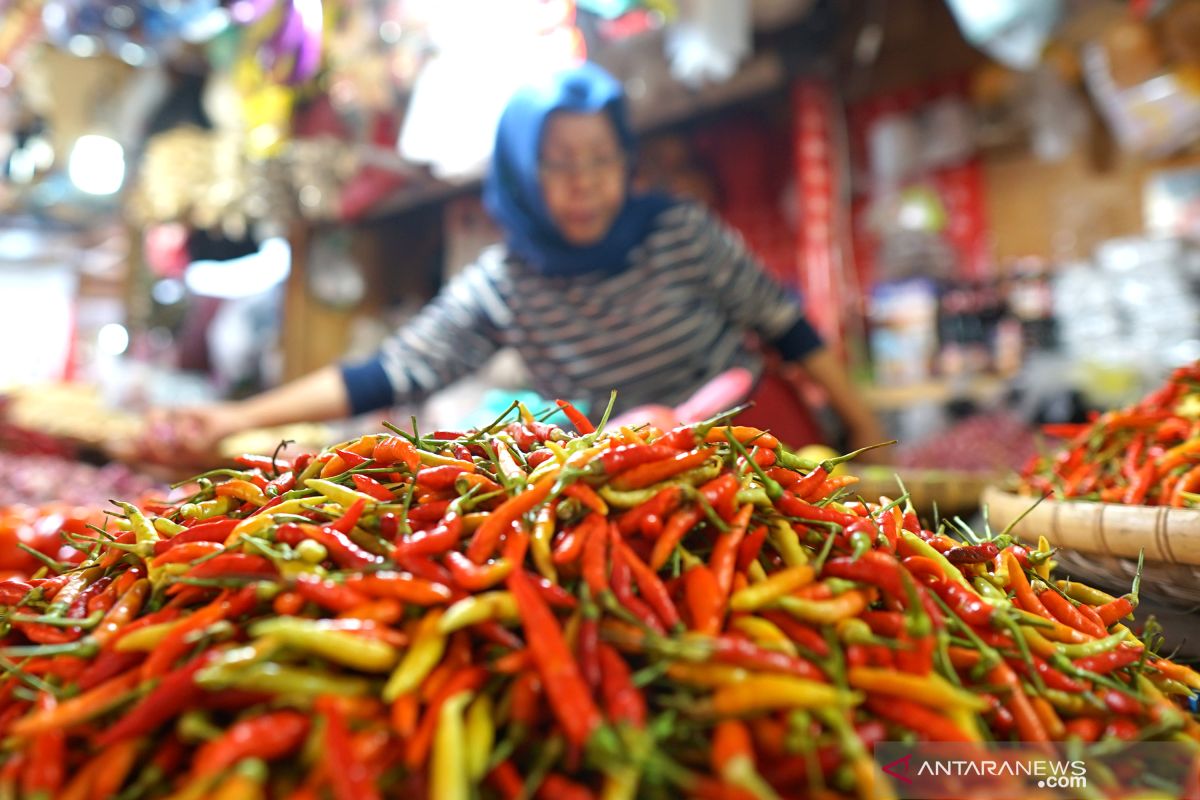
[1034,536,1053,580]
[303,478,378,508]
[439,592,519,634]
[114,619,179,652]
[767,518,807,567]
[1056,580,1116,606]
[531,503,558,582]
[154,517,186,537]
[1040,688,1093,716]
[847,667,988,712]
[777,590,867,624]
[899,532,977,594]
[619,425,647,446]
[708,675,860,715]
[224,513,275,546]
[216,479,268,507]
[178,497,235,521]
[464,694,495,782]
[666,662,750,687]
[730,565,814,612]
[211,757,267,800]
[114,501,159,557]
[197,662,370,697]
[247,618,399,672]
[730,616,798,656]
[384,611,446,701]
[430,691,473,800]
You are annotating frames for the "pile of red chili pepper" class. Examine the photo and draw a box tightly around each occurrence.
[1021,362,1200,506]
[0,400,1197,800]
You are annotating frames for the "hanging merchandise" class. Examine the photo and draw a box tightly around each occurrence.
[1082,11,1200,158]
[944,0,1063,71]
[663,0,750,87]
[398,0,586,182]
[37,0,225,65]
[792,78,848,352]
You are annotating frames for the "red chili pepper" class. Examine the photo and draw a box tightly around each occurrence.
[408,499,453,523]
[536,775,596,800]
[735,524,769,572]
[581,514,611,597]
[596,444,679,476]
[613,534,680,630]
[598,643,645,728]
[416,464,474,491]
[699,473,740,521]
[555,399,595,434]
[1097,597,1134,626]
[526,449,555,469]
[610,544,665,634]
[95,650,217,746]
[760,611,830,657]
[944,542,1000,565]
[351,474,395,502]
[1101,689,1143,717]
[649,506,705,570]
[0,578,33,605]
[615,485,682,537]
[1039,589,1107,638]
[150,541,224,567]
[404,666,488,769]
[143,588,257,680]
[234,453,292,473]
[318,697,382,800]
[1064,717,1103,742]
[525,573,578,610]
[372,436,420,471]
[578,615,602,692]
[278,523,383,570]
[710,505,753,598]
[393,512,463,559]
[610,448,714,491]
[1074,645,1143,675]
[20,694,65,797]
[467,473,556,563]
[345,571,454,605]
[443,551,512,592]
[553,513,599,566]
[192,710,310,777]
[293,574,371,613]
[775,492,856,526]
[1123,460,1157,505]
[506,570,602,747]
[863,696,969,741]
[684,565,724,635]
[181,553,278,582]
[711,635,825,682]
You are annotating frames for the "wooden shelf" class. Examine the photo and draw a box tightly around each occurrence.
[860,375,1009,410]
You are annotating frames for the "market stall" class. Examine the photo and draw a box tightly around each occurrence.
[3,0,1200,797]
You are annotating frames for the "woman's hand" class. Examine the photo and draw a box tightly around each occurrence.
[120,403,245,470]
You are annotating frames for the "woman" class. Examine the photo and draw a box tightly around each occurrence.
[140,62,882,465]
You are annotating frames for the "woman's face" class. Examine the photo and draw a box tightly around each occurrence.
[539,111,627,246]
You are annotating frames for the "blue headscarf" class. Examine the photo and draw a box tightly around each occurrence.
[483,62,676,278]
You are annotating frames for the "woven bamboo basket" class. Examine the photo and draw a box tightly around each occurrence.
[852,467,997,519]
[982,486,1200,606]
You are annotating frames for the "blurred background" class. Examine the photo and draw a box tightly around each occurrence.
[2,0,1200,506]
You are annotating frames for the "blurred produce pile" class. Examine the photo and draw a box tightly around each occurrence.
[0,402,1194,798]
[0,452,160,509]
[894,411,1038,474]
[1021,362,1200,506]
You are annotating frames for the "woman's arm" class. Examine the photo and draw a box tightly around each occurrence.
[791,347,888,454]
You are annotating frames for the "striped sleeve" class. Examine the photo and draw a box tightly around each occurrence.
[340,262,505,414]
[692,206,823,360]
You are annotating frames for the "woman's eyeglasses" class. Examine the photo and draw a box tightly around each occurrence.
[539,153,625,180]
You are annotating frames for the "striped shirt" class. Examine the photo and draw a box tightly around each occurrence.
[341,202,822,415]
